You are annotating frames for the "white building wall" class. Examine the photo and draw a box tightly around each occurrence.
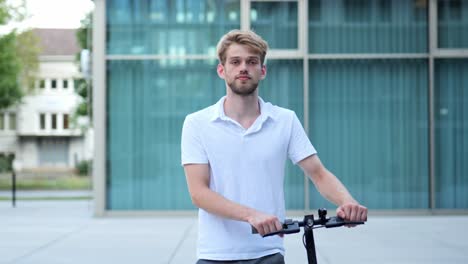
[18,139,38,168]
[17,58,83,137]
[8,56,94,171]
[41,59,80,77]
[84,129,94,160]
[0,108,18,168]
[69,137,84,167]
[0,135,17,153]
[0,111,19,162]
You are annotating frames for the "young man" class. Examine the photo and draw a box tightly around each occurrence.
[181,30,367,263]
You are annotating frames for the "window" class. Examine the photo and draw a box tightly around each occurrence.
[378,0,391,22]
[63,79,68,89]
[439,0,462,21]
[308,0,321,22]
[106,1,240,55]
[309,0,428,53]
[413,0,427,22]
[250,1,298,50]
[9,113,16,130]
[39,79,45,89]
[0,114,4,130]
[40,113,46,130]
[51,114,57,129]
[309,59,429,209]
[344,0,371,23]
[63,114,69,129]
[437,0,467,49]
[435,59,468,208]
[51,79,57,89]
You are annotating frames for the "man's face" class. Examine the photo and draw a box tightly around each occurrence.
[217,43,266,96]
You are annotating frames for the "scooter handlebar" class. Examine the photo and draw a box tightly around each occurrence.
[252,213,365,237]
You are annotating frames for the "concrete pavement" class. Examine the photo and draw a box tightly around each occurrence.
[1,200,468,264]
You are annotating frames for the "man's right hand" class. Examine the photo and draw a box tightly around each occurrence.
[185,164,283,235]
[247,211,283,237]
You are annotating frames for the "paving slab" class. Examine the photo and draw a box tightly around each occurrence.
[1,201,467,264]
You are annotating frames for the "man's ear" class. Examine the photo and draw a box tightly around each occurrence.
[217,63,225,79]
[260,64,267,80]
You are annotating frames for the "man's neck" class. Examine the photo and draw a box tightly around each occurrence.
[223,93,260,129]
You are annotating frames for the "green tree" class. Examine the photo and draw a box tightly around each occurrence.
[0,32,21,109]
[16,29,40,91]
[73,12,92,127]
[0,0,39,110]
[0,0,10,24]
[76,12,92,52]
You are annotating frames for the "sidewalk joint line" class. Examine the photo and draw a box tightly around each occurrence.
[167,220,195,264]
[8,224,89,264]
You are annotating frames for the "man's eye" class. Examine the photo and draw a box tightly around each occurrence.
[231,61,239,65]
[248,60,259,65]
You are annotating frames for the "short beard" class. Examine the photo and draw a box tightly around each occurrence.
[227,80,259,96]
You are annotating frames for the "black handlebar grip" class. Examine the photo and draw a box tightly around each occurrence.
[251,226,282,237]
[325,216,365,228]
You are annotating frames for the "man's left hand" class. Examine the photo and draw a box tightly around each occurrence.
[336,202,367,227]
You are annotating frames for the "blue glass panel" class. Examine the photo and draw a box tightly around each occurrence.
[106,59,225,210]
[435,59,468,209]
[106,0,240,55]
[106,59,306,210]
[308,0,428,53]
[250,2,298,49]
[437,0,468,48]
[260,60,304,209]
[309,59,429,209]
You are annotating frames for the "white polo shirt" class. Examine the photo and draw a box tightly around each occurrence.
[181,96,316,260]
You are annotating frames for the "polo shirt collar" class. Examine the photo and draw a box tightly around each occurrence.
[210,96,275,123]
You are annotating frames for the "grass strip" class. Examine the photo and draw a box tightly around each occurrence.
[0,176,91,190]
[0,196,92,201]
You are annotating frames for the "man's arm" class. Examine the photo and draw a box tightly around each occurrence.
[298,154,367,222]
[184,163,282,236]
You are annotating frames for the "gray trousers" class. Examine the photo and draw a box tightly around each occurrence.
[196,253,285,264]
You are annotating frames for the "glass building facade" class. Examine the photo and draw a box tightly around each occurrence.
[94,0,468,213]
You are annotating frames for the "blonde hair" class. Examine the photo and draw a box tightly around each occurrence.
[216,29,269,65]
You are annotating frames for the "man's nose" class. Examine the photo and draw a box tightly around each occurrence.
[239,61,248,72]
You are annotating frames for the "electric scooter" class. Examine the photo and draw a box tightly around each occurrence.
[252,208,365,264]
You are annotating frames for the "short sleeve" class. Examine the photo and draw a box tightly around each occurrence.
[287,112,317,164]
[181,115,209,165]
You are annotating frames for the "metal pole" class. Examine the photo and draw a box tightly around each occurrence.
[12,170,16,207]
[303,215,317,264]
[428,0,437,210]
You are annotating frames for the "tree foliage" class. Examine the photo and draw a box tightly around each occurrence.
[77,12,92,52]
[0,0,10,24]
[1,0,27,23]
[0,32,21,109]
[16,29,40,91]
[0,0,39,110]
[74,12,92,122]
